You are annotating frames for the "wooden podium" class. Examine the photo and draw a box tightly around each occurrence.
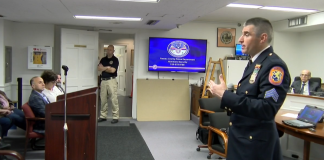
[45,87,98,160]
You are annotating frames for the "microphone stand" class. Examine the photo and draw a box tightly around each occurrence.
[62,65,69,160]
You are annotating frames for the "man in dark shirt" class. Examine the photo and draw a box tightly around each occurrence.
[97,45,120,124]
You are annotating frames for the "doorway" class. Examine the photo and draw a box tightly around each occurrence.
[104,45,127,96]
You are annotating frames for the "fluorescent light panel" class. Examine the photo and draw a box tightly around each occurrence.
[74,15,142,21]
[226,3,262,9]
[227,3,318,13]
[113,0,160,3]
[260,6,317,13]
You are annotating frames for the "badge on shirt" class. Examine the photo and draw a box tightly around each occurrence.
[269,66,284,86]
[109,61,113,65]
[249,64,261,84]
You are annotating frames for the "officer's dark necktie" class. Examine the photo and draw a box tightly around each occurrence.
[300,83,306,94]
[244,60,253,73]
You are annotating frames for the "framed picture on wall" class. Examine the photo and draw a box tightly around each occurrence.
[217,28,236,47]
[130,49,134,66]
[27,46,53,70]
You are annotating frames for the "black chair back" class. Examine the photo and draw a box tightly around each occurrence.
[199,98,225,125]
[209,112,230,129]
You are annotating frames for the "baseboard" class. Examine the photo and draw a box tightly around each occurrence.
[191,113,199,125]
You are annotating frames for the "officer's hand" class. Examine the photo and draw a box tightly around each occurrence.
[207,74,226,99]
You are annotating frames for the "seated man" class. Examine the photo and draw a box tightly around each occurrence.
[291,70,322,95]
[28,76,50,134]
[53,73,64,95]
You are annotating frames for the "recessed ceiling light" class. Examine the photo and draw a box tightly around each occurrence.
[113,0,160,3]
[260,6,317,13]
[226,3,262,9]
[74,15,142,21]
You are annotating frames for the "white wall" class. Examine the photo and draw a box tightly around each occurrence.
[273,29,324,82]
[273,31,301,80]
[132,21,243,118]
[10,22,54,103]
[99,33,134,96]
[299,29,324,80]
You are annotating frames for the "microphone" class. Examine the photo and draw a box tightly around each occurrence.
[62,65,69,76]
[62,65,69,71]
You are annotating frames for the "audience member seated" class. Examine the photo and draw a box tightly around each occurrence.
[53,73,64,95]
[291,70,322,95]
[41,71,60,103]
[0,91,26,131]
[28,76,49,134]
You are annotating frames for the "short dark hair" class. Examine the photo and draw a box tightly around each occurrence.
[41,71,58,84]
[244,17,273,43]
[30,76,40,86]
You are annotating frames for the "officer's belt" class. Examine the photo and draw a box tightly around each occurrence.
[101,77,116,81]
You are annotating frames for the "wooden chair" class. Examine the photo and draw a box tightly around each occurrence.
[21,103,45,158]
[206,112,230,159]
[196,98,225,151]
[0,150,23,160]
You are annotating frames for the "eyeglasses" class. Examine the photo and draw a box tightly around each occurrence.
[300,74,310,77]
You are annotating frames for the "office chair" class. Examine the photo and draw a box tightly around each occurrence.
[206,112,230,159]
[0,150,23,160]
[21,103,45,158]
[196,97,225,151]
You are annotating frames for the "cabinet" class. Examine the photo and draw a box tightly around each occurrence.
[223,60,248,87]
[191,85,203,116]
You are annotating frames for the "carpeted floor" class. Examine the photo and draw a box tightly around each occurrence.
[4,123,153,160]
[97,123,154,160]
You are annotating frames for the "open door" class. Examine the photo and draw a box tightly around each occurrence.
[113,45,127,96]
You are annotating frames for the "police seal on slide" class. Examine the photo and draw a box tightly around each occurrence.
[167,41,190,58]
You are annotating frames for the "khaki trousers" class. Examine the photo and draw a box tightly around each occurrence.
[99,79,119,119]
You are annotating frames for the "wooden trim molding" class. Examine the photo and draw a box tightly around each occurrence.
[287,93,324,101]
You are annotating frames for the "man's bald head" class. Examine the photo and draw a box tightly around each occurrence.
[30,76,45,92]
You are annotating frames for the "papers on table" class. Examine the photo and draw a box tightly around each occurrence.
[281,113,298,118]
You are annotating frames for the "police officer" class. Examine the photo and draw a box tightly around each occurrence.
[208,17,291,160]
[97,45,120,124]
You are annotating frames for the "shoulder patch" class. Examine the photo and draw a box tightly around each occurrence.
[269,66,284,85]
